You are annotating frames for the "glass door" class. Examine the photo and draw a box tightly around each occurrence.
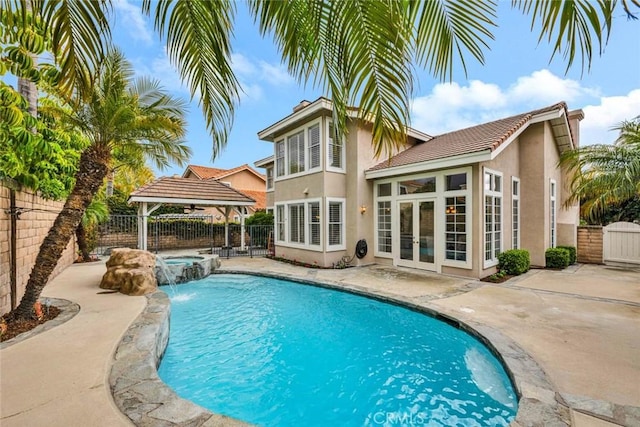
[397,200,436,270]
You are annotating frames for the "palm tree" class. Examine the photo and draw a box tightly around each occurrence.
[11,49,191,319]
[76,197,109,262]
[2,0,636,157]
[561,118,640,222]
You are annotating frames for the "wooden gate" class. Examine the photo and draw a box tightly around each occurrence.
[603,222,640,265]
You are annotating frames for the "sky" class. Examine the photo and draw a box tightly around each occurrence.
[110,1,640,177]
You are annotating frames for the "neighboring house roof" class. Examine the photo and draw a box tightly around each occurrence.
[182,164,266,182]
[129,176,255,206]
[368,102,573,174]
[238,189,267,210]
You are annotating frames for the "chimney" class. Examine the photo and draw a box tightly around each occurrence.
[568,109,584,148]
[293,100,311,113]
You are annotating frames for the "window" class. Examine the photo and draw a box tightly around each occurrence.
[445,197,467,262]
[512,178,520,249]
[308,124,320,169]
[328,123,343,169]
[398,177,435,195]
[378,183,391,197]
[309,202,320,245]
[275,140,285,177]
[288,131,305,174]
[276,205,285,241]
[446,173,467,191]
[327,200,344,248]
[289,203,305,243]
[550,179,556,248]
[484,169,502,266]
[377,201,392,253]
[266,167,273,190]
[266,208,274,215]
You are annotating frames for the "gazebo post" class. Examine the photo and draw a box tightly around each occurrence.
[240,206,246,251]
[138,202,147,251]
[224,206,231,248]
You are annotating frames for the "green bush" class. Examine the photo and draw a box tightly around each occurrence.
[546,247,570,269]
[556,245,577,264]
[497,249,530,275]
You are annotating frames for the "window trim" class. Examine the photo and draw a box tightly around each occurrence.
[265,166,274,191]
[274,198,323,251]
[274,118,324,182]
[326,197,346,251]
[308,201,321,246]
[483,167,503,269]
[375,200,393,257]
[326,120,346,174]
[550,179,557,248]
[512,177,520,250]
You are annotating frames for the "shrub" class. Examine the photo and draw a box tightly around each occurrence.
[497,249,530,275]
[556,245,577,264]
[546,247,570,269]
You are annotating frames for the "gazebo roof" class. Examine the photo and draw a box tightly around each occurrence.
[129,176,255,206]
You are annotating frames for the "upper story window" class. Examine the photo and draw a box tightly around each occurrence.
[288,131,305,174]
[328,123,344,171]
[266,167,274,190]
[308,124,320,169]
[275,140,285,177]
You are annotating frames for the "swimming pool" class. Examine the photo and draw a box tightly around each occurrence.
[163,256,204,265]
[158,274,517,426]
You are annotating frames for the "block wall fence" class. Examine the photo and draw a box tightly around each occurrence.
[1,180,76,315]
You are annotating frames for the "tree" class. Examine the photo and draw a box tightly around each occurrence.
[10,49,191,319]
[560,118,640,223]
[2,0,637,157]
[76,197,109,262]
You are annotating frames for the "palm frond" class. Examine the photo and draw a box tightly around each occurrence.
[143,0,239,159]
[513,0,615,73]
[410,0,497,80]
[250,0,414,158]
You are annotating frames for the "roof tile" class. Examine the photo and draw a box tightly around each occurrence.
[130,177,255,203]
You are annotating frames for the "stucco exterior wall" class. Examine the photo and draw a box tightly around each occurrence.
[221,170,265,190]
[1,182,77,315]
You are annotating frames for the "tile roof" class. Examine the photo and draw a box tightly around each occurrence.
[239,189,267,210]
[369,102,568,171]
[129,176,255,204]
[185,164,265,181]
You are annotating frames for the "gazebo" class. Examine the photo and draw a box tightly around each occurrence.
[128,176,256,251]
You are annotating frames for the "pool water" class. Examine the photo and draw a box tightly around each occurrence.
[158,274,517,426]
[163,257,203,265]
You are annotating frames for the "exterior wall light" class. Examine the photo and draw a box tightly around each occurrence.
[360,205,367,215]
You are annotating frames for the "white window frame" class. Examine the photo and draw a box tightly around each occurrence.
[550,179,557,248]
[275,140,285,177]
[265,166,274,191]
[274,198,323,251]
[308,123,321,171]
[308,201,321,246]
[326,121,346,173]
[275,204,285,242]
[274,118,323,182]
[372,167,472,269]
[484,167,503,268]
[512,177,520,250]
[326,197,346,251]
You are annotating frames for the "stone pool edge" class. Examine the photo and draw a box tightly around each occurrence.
[109,271,569,427]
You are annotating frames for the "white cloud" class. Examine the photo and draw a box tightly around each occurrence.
[231,53,257,77]
[410,69,638,146]
[580,89,640,145]
[133,52,188,94]
[258,61,295,86]
[113,0,153,45]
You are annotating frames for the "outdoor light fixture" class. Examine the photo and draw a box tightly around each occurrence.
[360,205,367,214]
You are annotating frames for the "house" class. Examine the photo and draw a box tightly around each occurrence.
[182,164,266,221]
[255,97,582,278]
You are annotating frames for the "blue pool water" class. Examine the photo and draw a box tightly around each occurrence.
[163,257,203,265]
[158,274,517,426]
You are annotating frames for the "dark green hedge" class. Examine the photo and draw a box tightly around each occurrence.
[556,245,577,264]
[546,247,570,269]
[497,249,530,275]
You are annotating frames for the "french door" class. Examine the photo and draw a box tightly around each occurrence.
[397,199,436,271]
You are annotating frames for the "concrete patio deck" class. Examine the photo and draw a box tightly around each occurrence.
[1,258,638,426]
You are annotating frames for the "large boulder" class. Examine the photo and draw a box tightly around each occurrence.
[100,249,157,296]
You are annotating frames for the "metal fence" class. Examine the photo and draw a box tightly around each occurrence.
[97,215,274,258]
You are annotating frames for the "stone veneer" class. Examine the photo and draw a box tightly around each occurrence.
[0,181,77,315]
[110,271,577,427]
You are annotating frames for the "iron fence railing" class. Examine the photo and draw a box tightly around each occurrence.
[97,215,273,258]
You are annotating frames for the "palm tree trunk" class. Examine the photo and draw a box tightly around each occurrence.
[76,222,92,262]
[11,143,111,320]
